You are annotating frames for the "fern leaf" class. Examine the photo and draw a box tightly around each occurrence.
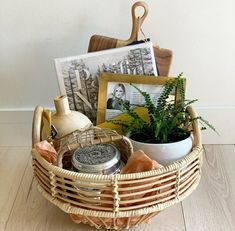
[130,83,156,124]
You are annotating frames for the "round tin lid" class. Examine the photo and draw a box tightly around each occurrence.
[72,144,121,174]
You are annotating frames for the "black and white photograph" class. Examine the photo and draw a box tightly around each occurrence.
[105,81,163,121]
[107,83,130,110]
[54,42,158,123]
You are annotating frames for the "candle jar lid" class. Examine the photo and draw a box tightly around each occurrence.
[72,144,122,175]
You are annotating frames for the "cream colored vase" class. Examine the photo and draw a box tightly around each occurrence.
[130,135,193,166]
[42,95,92,139]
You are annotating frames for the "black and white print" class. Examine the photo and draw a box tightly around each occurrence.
[105,82,163,120]
[55,42,158,124]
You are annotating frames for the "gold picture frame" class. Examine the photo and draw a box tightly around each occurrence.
[97,73,186,125]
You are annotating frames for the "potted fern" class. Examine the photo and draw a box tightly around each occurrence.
[111,73,217,165]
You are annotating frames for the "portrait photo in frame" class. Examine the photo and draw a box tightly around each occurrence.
[97,73,186,125]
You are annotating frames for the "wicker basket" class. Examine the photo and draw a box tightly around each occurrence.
[31,106,203,230]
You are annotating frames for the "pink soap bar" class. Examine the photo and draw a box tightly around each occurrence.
[35,140,57,164]
[121,149,162,174]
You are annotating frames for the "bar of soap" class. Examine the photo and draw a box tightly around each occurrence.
[35,140,57,164]
[121,150,162,174]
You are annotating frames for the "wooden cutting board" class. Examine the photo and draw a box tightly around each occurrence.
[88,1,173,76]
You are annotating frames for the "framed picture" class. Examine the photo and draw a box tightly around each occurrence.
[54,42,158,124]
[97,73,186,124]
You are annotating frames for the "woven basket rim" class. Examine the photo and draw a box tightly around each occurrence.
[32,142,201,181]
[32,106,202,181]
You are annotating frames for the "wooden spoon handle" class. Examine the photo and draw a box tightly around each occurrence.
[117,1,148,47]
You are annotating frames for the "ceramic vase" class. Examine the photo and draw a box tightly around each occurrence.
[42,95,92,139]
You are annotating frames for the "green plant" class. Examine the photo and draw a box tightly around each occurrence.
[110,73,217,143]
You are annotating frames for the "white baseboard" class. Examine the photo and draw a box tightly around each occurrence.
[0,107,234,145]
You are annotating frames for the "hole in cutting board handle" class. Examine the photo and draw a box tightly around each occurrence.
[134,6,145,18]
[132,1,148,20]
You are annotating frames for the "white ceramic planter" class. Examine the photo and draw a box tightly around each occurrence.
[130,135,193,166]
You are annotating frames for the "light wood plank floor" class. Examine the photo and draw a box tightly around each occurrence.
[0,145,234,231]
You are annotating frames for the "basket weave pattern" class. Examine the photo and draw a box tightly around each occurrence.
[31,106,203,230]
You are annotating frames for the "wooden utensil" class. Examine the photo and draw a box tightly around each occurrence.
[88,1,173,76]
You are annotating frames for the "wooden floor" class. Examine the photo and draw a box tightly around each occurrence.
[0,145,235,231]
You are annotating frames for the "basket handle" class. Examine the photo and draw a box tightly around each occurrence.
[32,106,44,148]
[186,106,202,147]
[68,134,124,150]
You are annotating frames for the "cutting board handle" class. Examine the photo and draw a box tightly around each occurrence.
[130,1,148,42]
[117,1,148,47]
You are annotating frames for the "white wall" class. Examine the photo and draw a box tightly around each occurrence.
[0,0,235,143]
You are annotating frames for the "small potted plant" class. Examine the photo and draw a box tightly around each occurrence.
[111,73,217,165]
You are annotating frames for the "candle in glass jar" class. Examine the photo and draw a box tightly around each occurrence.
[72,144,122,175]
